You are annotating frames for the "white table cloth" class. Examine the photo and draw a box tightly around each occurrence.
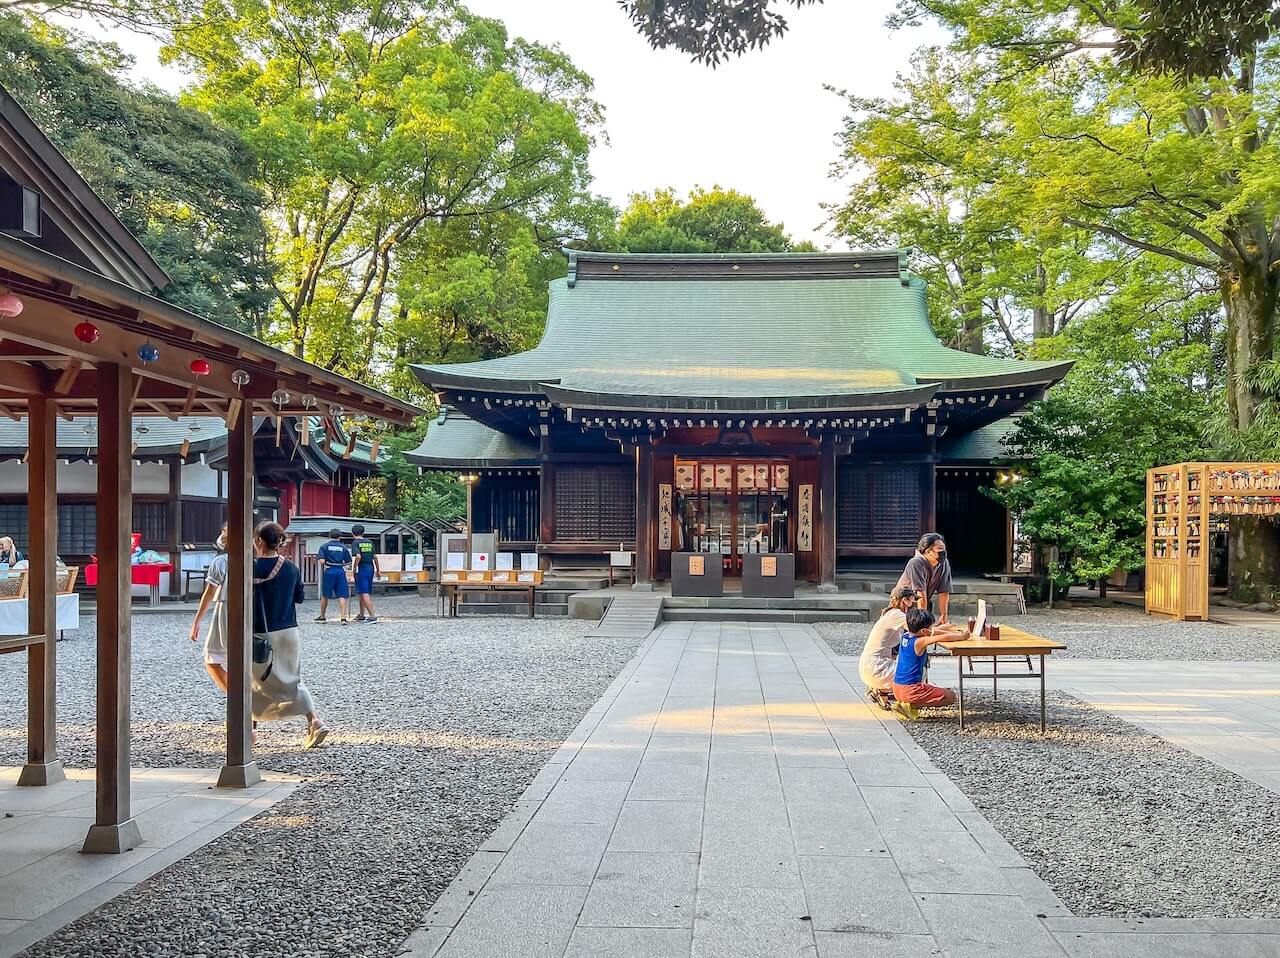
[0,593,81,636]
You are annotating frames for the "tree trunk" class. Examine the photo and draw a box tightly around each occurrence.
[384,473,399,520]
[1032,260,1053,338]
[1223,255,1280,599]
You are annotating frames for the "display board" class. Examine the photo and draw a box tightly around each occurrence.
[1146,462,1280,620]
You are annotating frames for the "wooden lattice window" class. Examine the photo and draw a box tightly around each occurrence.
[555,464,635,541]
[837,462,922,547]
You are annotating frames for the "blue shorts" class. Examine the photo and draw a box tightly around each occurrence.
[321,566,350,599]
[355,565,374,595]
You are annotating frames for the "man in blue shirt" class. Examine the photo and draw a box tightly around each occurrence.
[316,529,352,624]
[349,524,380,623]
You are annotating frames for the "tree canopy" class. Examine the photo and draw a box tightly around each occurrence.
[615,186,815,253]
[166,0,612,387]
[619,0,821,65]
[0,13,271,331]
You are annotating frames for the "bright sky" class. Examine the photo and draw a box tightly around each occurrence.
[97,0,946,248]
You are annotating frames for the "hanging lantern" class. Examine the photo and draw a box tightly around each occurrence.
[135,424,150,436]
[190,358,211,377]
[74,321,100,344]
[0,290,23,318]
[271,388,290,407]
[231,369,250,387]
[138,342,160,364]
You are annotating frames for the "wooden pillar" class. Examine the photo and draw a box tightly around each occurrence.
[18,396,64,786]
[538,430,555,569]
[218,404,261,788]
[921,443,938,534]
[817,437,838,593]
[634,442,654,590]
[83,364,142,854]
[168,459,183,597]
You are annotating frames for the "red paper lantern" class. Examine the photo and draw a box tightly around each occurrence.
[74,321,100,344]
[190,358,211,377]
[0,291,22,318]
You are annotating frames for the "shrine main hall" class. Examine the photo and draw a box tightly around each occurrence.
[408,250,1070,588]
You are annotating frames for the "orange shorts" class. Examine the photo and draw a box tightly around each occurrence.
[892,682,951,706]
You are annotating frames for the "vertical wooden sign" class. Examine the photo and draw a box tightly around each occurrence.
[798,483,814,551]
[658,483,673,550]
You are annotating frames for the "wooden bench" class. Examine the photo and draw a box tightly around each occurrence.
[440,582,538,618]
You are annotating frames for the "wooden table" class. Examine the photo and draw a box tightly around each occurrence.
[939,626,1066,733]
[441,582,537,619]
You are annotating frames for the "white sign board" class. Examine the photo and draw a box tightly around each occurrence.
[445,552,465,571]
[471,552,490,571]
[520,552,539,572]
[496,552,514,571]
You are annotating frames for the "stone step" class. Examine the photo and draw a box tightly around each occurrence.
[662,608,869,624]
[455,603,569,617]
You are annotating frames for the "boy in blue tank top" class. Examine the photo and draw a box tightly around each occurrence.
[891,607,967,720]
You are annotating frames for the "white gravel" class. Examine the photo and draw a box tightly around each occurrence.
[902,690,1280,919]
[0,594,644,957]
[816,606,1280,660]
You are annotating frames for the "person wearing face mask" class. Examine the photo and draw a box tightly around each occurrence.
[895,532,953,625]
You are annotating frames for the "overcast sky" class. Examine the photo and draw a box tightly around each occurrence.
[99,0,945,248]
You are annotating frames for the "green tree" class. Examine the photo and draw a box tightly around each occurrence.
[995,283,1216,592]
[0,14,271,330]
[616,186,816,253]
[168,0,607,379]
[881,0,1280,596]
[620,0,821,65]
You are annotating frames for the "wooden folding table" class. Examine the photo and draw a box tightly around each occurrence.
[940,627,1067,733]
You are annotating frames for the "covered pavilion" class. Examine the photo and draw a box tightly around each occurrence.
[0,84,420,852]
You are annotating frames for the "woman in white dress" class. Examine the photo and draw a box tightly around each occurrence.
[189,525,229,693]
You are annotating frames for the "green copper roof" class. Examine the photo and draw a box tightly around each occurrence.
[938,415,1024,462]
[405,409,539,469]
[411,252,1069,409]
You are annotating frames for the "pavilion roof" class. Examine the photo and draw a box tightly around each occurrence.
[411,250,1071,413]
[405,407,538,470]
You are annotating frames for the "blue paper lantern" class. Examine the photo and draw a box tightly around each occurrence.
[137,342,160,364]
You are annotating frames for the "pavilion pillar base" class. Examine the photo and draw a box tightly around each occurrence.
[217,762,262,790]
[631,582,655,592]
[17,760,65,787]
[816,583,839,595]
[82,819,143,855]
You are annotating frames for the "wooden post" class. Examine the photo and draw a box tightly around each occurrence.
[18,396,64,786]
[817,437,838,593]
[634,442,654,590]
[538,431,555,570]
[218,402,261,788]
[83,363,142,854]
[168,459,183,597]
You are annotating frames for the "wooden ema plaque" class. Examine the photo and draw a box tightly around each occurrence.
[689,555,705,576]
[761,556,777,577]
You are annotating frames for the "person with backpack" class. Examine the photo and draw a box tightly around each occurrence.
[315,528,352,624]
[349,524,380,623]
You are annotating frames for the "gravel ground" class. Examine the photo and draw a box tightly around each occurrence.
[0,594,644,958]
[902,690,1280,918]
[815,606,1280,660]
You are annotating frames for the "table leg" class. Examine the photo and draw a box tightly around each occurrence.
[992,656,997,703]
[150,583,160,606]
[958,659,965,731]
[528,587,535,619]
[1040,655,1047,734]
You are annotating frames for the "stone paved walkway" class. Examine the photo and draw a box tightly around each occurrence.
[400,622,1280,958]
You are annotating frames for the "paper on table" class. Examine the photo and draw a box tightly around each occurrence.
[973,598,987,639]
